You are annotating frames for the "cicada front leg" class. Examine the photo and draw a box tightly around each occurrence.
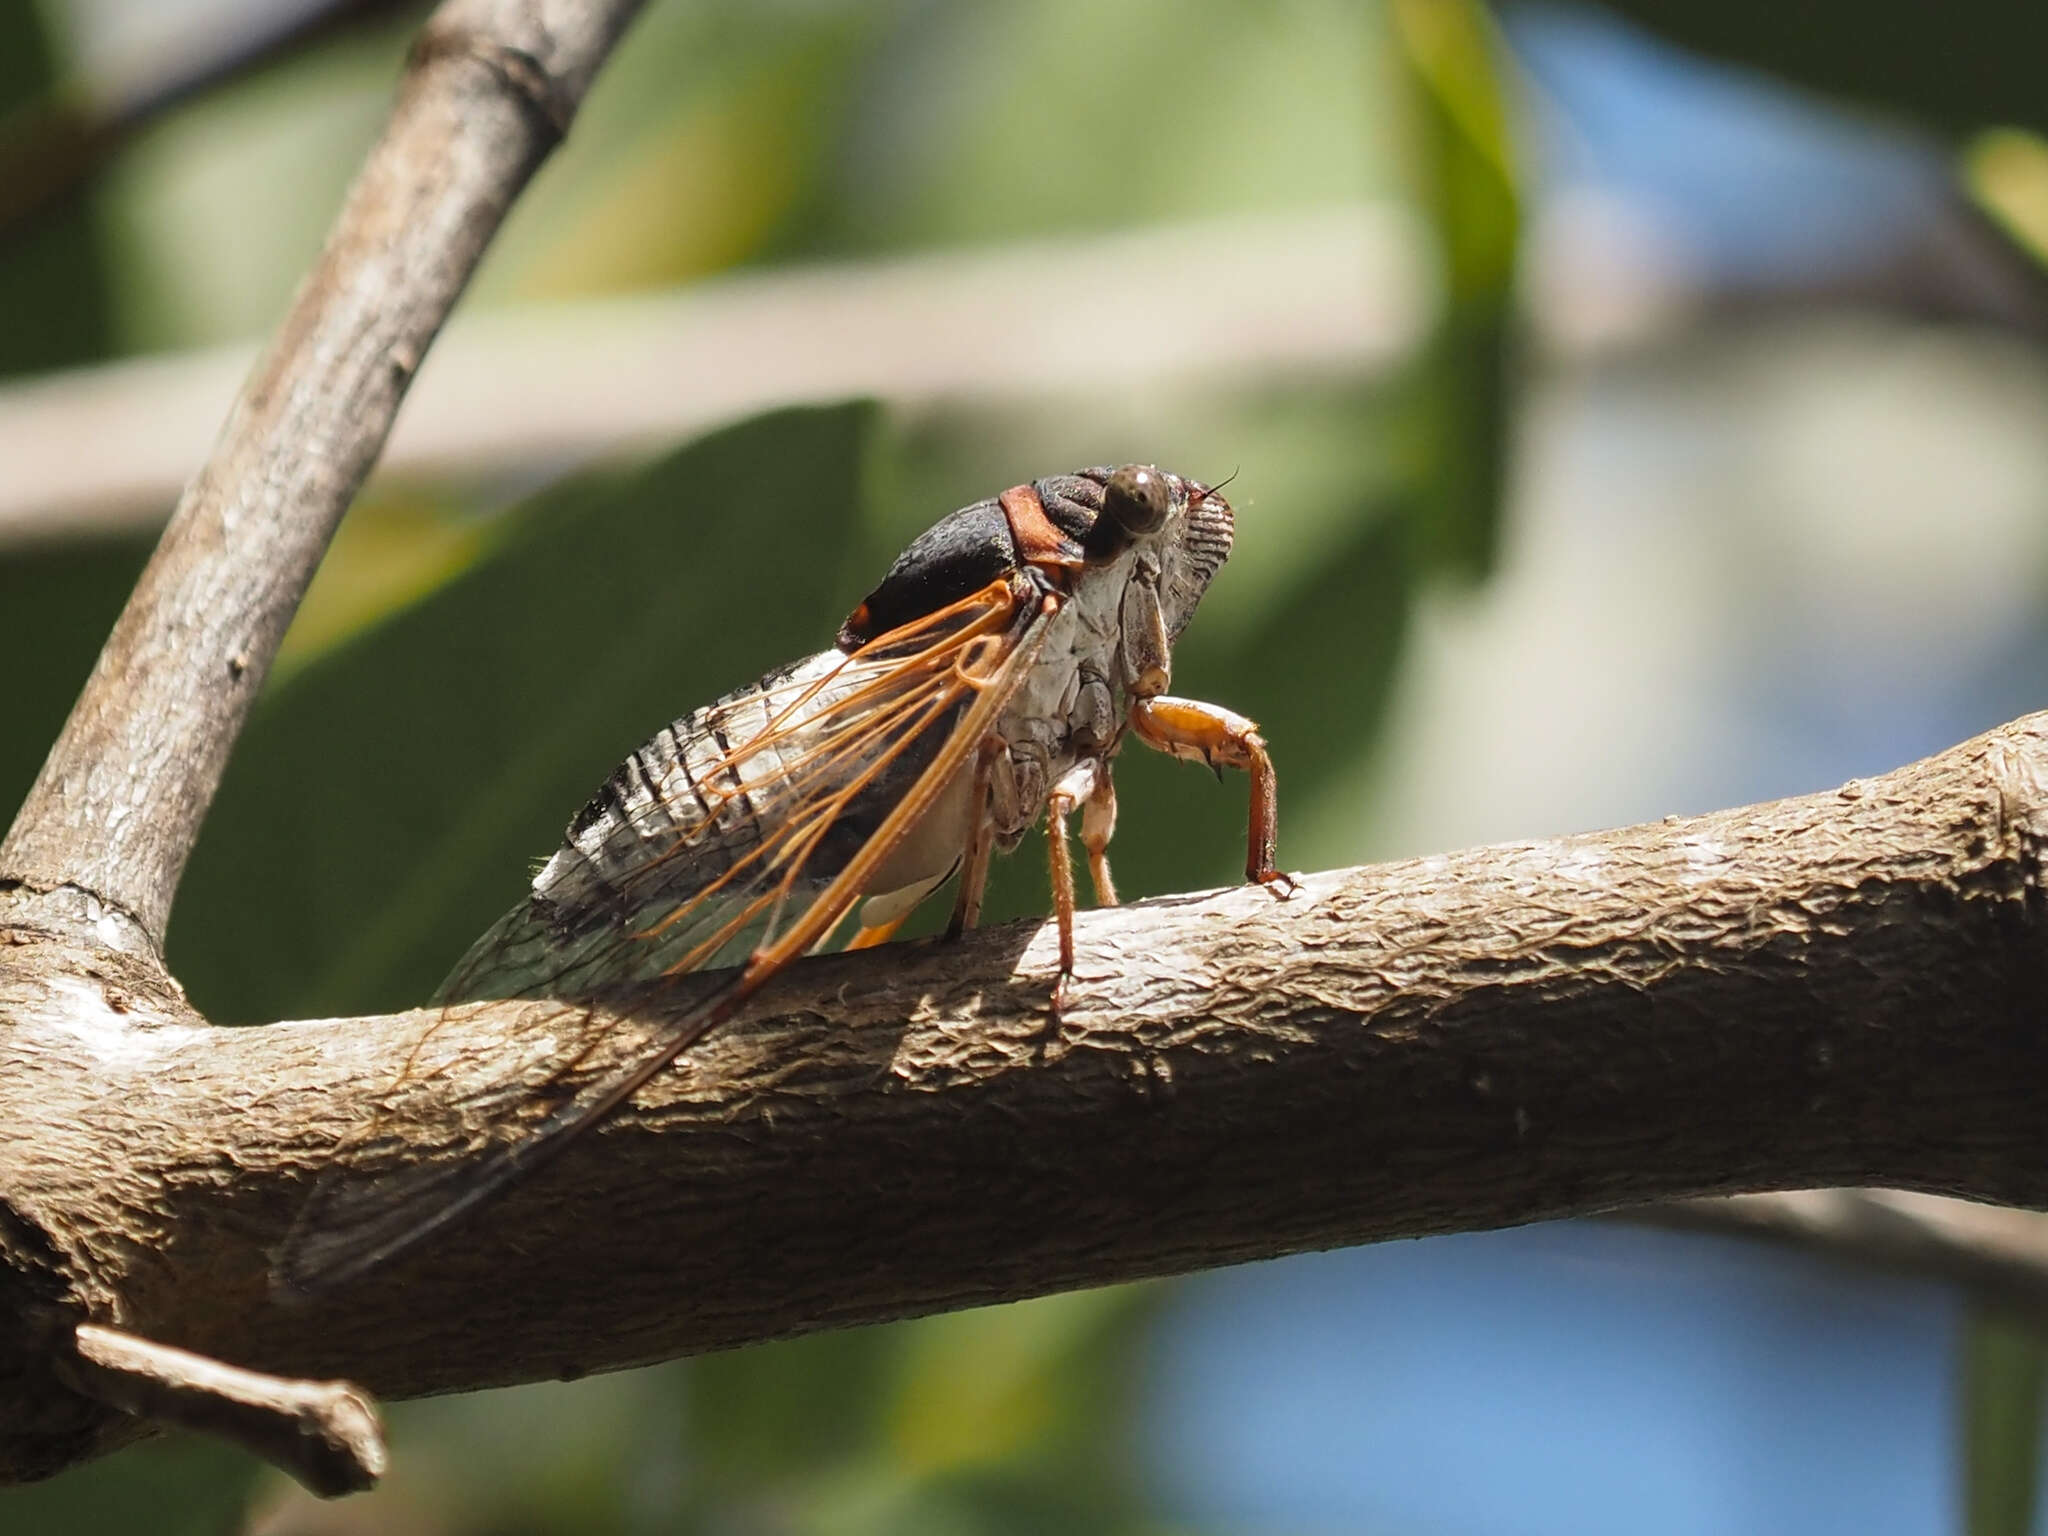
[1129,695,1294,894]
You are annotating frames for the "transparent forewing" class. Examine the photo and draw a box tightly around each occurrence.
[439,579,1030,1005]
[432,647,935,1004]
[276,579,1054,1297]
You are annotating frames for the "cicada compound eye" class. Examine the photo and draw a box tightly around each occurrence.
[1103,465,1171,539]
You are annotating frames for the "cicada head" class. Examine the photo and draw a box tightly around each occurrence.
[1032,465,1235,640]
[838,465,1234,652]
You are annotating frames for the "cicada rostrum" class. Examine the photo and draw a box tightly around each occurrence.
[278,465,1288,1295]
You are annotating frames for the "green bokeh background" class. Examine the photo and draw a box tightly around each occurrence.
[4,0,2046,1530]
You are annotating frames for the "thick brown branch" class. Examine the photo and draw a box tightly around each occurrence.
[4,713,2048,1483]
[0,0,646,947]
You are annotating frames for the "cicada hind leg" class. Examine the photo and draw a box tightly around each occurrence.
[943,736,1004,941]
[1043,758,1121,1017]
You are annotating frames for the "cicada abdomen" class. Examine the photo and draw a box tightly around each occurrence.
[436,646,966,1005]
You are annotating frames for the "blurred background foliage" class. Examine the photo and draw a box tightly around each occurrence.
[4,0,2048,1531]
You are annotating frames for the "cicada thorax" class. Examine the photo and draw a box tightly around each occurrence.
[836,467,1232,857]
[837,465,1229,649]
[837,499,1017,651]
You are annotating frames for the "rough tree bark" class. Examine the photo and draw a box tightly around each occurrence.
[4,0,2047,1505]
[6,714,2048,1489]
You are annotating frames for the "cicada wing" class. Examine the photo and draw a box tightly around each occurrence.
[437,576,1041,1006]
[432,880,766,1007]
[276,579,1057,1298]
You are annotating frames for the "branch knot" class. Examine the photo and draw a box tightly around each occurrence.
[411,25,576,140]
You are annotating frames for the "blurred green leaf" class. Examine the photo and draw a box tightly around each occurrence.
[1586,0,2048,139]
[687,1327,906,1498]
[272,488,487,676]
[0,0,116,373]
[1392,0,1520,581]
[773,1464,1178,1536]
[682,1288,1164,1535]
[884,1288,1152,1490]
[477,3,880,303]
[169,403,879,1023]
[1397,0,1518,303]
[1962,1311,2047,1536]
[0,535,155,829]
[1967,128,2048,273]
[0,1430,258,1536]
[807,0,1389,254]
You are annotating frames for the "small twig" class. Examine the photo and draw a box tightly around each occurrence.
[0,0,648,947]
[1636,1191,2048,1324]
[0,1,422,243]
[57,1323,384,1497]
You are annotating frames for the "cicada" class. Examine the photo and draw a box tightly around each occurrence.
[278,466,1286,1296]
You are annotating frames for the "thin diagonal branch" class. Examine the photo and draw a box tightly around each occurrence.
[5,712,2048,1483]
[1634,1191,2048,1321]
[0,0,647,947]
